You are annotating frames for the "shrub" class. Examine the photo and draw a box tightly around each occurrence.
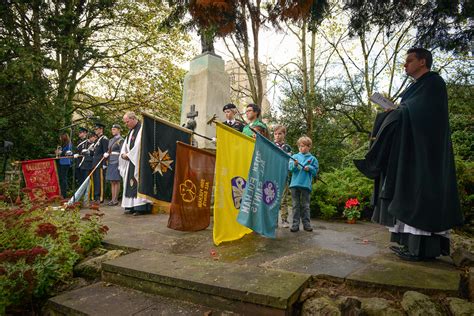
[455,157,474,234]
[311,165,373,219]
[0,195,108,313]
[311,158,473,230]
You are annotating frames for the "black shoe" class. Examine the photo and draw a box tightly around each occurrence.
[303,226,313,232]
[124,210,135,215]
[389,245,406,255]
[396,249,422,262]
[290,227,299,232]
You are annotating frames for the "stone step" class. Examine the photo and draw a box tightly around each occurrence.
[102,250,311,315]
[45,282,231,316]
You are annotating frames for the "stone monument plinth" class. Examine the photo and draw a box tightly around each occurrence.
[180,53,229,149]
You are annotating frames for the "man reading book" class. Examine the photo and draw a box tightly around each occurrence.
[354,48,463,261]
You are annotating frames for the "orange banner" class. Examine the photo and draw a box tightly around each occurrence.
[21,158,60,200]
[168,142,216,231]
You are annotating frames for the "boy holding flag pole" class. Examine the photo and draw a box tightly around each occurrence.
[288,136,319,233]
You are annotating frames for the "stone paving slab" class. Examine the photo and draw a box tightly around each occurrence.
[346,258,460,294]
[261,248,369,278]
[102,250,310,311]
[45,282,224,315]
[86,206,462,295]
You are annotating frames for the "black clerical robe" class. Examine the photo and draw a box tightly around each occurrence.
[355,72,463,233]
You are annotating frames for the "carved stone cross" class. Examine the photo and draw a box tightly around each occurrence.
[186,104,199,120]
[184,104,198,132]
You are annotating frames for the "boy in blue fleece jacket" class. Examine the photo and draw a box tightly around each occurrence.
[288,136,319,232]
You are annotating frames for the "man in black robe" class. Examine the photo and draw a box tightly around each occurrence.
[118,112,152,215]
[354,48,463,261]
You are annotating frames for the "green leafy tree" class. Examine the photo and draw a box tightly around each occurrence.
[75,1,194,125]
[343,0,473,53]
[0,0,192,161]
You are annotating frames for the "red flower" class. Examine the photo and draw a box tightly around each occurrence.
[0,250,14,263]
[35,222,59,239]
[69,235,79,243]
[73,245,84,254]
[90,203,100,210]
[14,209,26,216]
[345,198,360,209]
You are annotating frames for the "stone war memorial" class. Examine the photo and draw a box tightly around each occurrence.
[1,1,473,315]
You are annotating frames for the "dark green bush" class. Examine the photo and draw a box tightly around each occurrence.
[0,192,108,314]
[455,157,474,233]
[311,165,373,219]
[310,158,473,232]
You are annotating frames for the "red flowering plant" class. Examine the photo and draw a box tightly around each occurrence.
[342,198,361,221]
[0,185,109,314]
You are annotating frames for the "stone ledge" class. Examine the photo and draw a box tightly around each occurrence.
[102,250,310,313]
[44,282,221,316]
[346,258,461,295]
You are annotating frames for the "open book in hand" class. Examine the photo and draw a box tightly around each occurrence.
[370,92,395,110]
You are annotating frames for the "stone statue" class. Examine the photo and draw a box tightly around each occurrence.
[199,29,215,54]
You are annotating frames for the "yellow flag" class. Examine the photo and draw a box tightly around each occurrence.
[213,122,255,245]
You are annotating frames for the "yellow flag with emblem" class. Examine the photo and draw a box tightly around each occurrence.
[213,122,255,245]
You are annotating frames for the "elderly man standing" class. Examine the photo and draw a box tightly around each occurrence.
[119,112,152,215]
[355,48,463,261]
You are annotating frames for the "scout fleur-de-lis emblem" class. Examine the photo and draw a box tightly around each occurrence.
[231,176,246,209]
[148,147,173,176]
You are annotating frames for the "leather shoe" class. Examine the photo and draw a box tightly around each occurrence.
[389,245,406,255]
[396,249,422,262]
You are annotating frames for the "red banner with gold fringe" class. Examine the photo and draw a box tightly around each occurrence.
[21,158,60,200]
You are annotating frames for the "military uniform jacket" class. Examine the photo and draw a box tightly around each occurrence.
[223,119,244,132]
[107,135,124,165]
[80,141,94,170]
[75,138,88,168]
[92,134,109,166]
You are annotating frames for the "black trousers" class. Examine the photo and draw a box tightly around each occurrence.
[58,164,70,198]
[93,167,104,202]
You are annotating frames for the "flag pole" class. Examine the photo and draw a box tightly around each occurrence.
[192,131,213,141]
[69,155,106,204]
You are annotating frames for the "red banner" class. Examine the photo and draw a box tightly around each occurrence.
[21,158,60,200]
[168,142,216,231]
